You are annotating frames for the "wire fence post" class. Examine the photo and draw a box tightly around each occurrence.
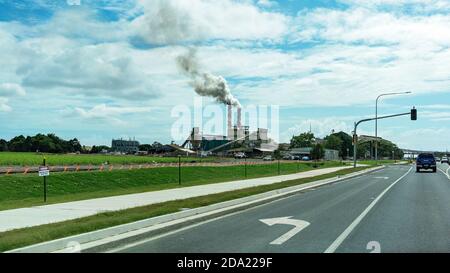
[244,157,247,178]
[43,158,47,203]
[278,159,280,175]
[178,155,181,186]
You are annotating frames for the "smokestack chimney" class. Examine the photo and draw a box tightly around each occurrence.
[228,104,232,129]
[237,107,242,129]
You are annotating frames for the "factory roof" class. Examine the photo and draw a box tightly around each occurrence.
[164,144,196,154]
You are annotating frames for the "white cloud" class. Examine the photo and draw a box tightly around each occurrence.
[69,103,152,126]
[257,0,278,8]
[0,83,26,97]
[39,9,129,42]
[217,5,450,107]
[338,0,450,13]
[384,127,450,150]
[0,83,26,112]
[19,41,160,100]
[74,104,151,119]
[285,117,353,140]
[420,111,450,121]
[419,104,450,110]
[0,98,12,112]
[1,0,450,151]
[131,0,289,44]
[292,7,450,47]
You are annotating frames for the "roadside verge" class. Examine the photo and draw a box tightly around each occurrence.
[5,165,384,253]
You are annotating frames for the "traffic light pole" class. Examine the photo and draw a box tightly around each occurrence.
[353,110,416,168]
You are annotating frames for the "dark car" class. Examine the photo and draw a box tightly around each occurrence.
[416,153,437,173]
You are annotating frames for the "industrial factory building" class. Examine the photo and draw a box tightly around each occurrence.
[111,138,140,154]
[182,105,276,156]
[288,147,340,161]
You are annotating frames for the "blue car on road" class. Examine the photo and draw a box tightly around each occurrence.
[416,153,437,173]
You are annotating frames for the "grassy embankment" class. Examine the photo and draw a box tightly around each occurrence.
[0,166,369,252]
[0,161,346,211]
[0,152,217,166]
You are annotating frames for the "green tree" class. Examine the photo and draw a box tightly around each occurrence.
[0,139,7,151]
[331,131,353,159]
[290,132,315,148]
[356,139,404,160]
[8,135,28,152]
[324,134,343,151]
[152,141,164,153]
[311,143,325,160]
[274,149,282,160]
[90,145,110,154]
[5,134,84,153]
[139,144,153,152]
[68,138,82,153]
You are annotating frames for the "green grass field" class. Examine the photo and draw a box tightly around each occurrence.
[0,161,346,211]
[0,166,368,252]
[0,152,217,166]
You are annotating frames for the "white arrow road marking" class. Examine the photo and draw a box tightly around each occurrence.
[260,216,310,245]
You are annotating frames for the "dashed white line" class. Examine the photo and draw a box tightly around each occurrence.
[324,166,413,253]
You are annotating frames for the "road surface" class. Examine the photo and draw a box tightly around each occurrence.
[111,164,450,253]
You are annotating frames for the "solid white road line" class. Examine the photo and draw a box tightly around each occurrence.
[324,166,413,253]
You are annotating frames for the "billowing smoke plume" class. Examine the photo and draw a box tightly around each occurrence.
[177,49,241,107]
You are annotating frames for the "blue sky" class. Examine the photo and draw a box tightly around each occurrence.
[1,0,450,151]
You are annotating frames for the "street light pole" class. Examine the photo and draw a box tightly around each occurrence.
[375,92,411,164]
[354,110,415,168]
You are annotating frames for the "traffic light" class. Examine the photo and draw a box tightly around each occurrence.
[411,107,417,120]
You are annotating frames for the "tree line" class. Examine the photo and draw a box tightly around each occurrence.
[289,131,404,160]
[0,134,169,154]
[0,134,82,153]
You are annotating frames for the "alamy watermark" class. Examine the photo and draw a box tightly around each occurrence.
[170,97,280,143]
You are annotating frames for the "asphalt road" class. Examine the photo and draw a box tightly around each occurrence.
[113,164,450,253]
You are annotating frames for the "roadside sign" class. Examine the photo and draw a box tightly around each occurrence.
[39,166,50,177]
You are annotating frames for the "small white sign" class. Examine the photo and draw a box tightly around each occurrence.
[39,166,50,177]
